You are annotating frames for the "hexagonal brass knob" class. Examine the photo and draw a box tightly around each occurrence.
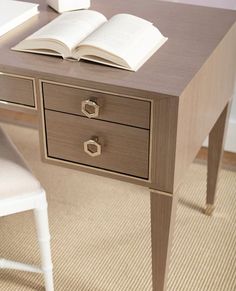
[81,99,99,118]
[84,137,102,157]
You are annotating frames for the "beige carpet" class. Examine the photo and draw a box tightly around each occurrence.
[0,123,235,291]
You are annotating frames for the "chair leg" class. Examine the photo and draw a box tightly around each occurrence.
[34,200,54,291]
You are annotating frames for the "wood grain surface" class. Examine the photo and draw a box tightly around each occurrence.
[1,2,236,290]
[0,0,235,99]
[45,110,150,179]
[0,73,35,107]
[150,97,179,192]
[207,102,232,206]
[42,82,151,129]
[150,190,178,291]
[173,23,236,192]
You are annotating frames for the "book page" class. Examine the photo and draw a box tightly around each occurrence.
[78,14,167,69]
[26,10,107,51]
[0,0,38,37]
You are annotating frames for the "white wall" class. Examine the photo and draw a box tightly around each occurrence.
[231,93,236,122]
[225,93,236,153]
[161,0,236,152]
[165,0,236,9]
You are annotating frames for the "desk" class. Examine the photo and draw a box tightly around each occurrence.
[0,1,236,290]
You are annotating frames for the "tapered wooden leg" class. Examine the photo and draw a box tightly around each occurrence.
[150,190,177,291]
[206,102,231,215]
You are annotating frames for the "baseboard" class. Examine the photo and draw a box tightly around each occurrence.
[203,120,236,153]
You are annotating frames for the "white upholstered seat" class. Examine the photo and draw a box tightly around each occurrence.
[0,126,54,291]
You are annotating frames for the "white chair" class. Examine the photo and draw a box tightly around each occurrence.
[0,126,54,291]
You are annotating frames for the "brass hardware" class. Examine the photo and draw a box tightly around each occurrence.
[205,204,215,216]
[81,99,99,118]
[84,137,102,157]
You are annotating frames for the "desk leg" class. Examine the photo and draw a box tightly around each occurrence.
[206,102,231,215]
[150,190,177,291]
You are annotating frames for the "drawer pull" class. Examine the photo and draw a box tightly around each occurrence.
[84,137,102,157]
[81,99,99,118]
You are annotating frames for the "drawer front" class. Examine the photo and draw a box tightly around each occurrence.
[0,73,35,107]
[43,82,150,129]
[45,110,150,179]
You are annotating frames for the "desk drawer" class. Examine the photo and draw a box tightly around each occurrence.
[45,110,150,179]
[0,73,35,107]
[42,82,150,129]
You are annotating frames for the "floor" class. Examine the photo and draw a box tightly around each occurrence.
[0,123,235,291]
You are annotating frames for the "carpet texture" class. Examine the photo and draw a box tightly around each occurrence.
[0,123,235,291]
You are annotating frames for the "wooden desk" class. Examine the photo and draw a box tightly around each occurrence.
[0,1,236,290]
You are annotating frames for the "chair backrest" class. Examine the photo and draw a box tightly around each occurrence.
[0,126,40,199]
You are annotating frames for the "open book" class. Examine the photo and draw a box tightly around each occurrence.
[0,0,38,37]
[13,10,168,71]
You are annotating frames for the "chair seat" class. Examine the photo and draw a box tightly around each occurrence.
[0,127,41,200]
[0,126,54,290]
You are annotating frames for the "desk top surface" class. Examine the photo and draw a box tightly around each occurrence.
[0,0,235,98]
